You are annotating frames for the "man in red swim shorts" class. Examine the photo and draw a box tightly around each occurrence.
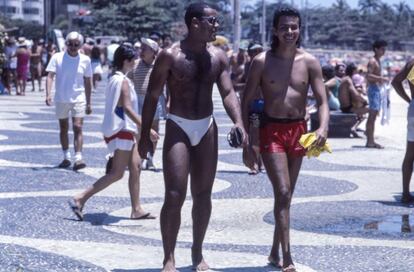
[241,7,329,272]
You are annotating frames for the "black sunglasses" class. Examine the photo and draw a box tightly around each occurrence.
[67,42,80,47]
[199,16,219,25]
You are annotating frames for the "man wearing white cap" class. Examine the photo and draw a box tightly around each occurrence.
[128,37,161,171]
[45,31,93,171]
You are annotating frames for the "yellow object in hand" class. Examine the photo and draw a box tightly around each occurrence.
[407,65,414,85]
[299,132,332,158]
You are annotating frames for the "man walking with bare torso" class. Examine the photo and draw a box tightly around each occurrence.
[138,3,247,272]
[366,40,388,148]
[242,7,329,272]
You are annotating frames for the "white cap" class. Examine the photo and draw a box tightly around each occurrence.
[141,37,159,53]
[134,41,141,48]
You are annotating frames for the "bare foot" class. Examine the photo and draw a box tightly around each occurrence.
[268,256,282,268]
[161,260,177,272]
[192,258,209,271]
[401,193,414,203]
[282,264,297,272]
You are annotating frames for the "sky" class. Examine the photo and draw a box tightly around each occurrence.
[245,0,414,9]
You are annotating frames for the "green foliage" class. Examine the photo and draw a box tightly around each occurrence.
[74,0,414,50]
[0,16,43,40]
[242,0,414,50]
[80,0,232,42]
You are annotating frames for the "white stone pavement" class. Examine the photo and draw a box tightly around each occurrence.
[0,81,413,271]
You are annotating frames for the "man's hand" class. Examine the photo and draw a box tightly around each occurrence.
[149,129,160,142]
[86,104,92,115]
[237,124,248,148]
[314,127,328,147]
[138,134,153,159]
[45,96,52,106]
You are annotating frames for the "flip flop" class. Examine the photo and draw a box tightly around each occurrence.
[267,256,282,268]
[68,200,83,221]
[365,143,384,149]
[131,213,156,220]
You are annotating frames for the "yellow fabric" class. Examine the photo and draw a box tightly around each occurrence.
[299,132,332,158]
[407,65,414,85]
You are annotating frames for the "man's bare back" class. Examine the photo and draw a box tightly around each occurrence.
[250,48,321,119]
[163,42,226,118]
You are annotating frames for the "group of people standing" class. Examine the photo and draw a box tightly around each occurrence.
[39,2,413,272]
[2,36,56,95]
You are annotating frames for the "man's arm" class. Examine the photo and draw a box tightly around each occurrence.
[391,60,413,103]
[344,78,367,104]
[45,72,55,106]
[138,50,172,158]
[308,55,329,145]
[240,56,262,130]
[84,76,92,114]
[216,50,248,147]
[216,51,244,126]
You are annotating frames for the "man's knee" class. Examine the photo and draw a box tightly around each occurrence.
[192,189,212,203]
[276,189,292,206]
[165,189,186,207]
[73,123,83,134]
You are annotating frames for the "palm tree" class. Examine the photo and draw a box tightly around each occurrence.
[394,1,412,28]
[358,0,382,15]
[333,0,350,12]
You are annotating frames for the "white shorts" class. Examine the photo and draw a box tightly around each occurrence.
[55,102,86,119]
[92,62,103,75]
[104,130,135,153]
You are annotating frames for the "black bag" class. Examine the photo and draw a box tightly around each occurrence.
[227,127,243,148]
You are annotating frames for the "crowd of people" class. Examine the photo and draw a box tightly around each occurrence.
[1,2,413,272]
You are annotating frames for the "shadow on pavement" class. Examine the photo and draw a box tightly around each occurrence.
[112,265,280,272]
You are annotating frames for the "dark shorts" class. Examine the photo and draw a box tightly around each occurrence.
[259,116,307,157]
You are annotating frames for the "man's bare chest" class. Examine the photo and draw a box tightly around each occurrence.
[261,61,309,92]
[171,53,221,82]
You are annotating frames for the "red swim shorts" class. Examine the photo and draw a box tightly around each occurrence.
[259,120,307,156]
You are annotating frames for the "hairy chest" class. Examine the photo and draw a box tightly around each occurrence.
[170,51,222,83]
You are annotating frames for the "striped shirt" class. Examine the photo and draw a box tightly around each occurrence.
[128,59,154,95]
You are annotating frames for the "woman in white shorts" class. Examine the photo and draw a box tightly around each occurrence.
[69,44,159,220]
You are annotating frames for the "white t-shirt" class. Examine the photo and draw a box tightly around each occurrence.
[46,51,92,103]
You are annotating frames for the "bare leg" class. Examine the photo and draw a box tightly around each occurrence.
[58,119,70,151]
[21,78,26,95]
[263,152,303,269]
[161,120,191,272]
[402,141,414,202]
[73,149,130,208]
[31,71,35,91]
[190,122,217,271]
[72,117,84,153]
[366,109,382,147]
[128,144,150,218]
